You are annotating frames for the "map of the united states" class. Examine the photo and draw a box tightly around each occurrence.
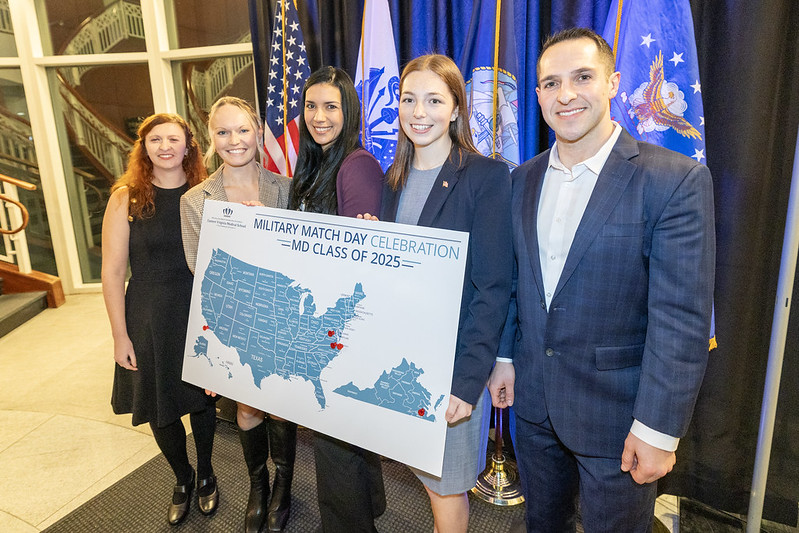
[199,248,364,408]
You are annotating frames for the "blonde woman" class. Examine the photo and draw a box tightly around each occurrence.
[180,96,294,533]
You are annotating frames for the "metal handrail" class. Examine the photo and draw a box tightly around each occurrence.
[0,173,36,235]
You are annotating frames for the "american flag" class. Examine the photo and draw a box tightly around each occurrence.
[263,0,310,177]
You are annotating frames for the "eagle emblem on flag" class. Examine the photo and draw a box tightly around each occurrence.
[623,51,701,140]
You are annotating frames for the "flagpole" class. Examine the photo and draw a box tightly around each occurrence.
[746,127,799,532]
[611,0,623,59]
[359,0,368,147]
[490,0,501,159]
[280,0,290,176]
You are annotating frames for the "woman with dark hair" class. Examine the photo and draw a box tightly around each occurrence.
[290,66,382,216]
[102,113,219,526]
[291,66,386,533]
[380,54,513,532]
[180,96,294,533]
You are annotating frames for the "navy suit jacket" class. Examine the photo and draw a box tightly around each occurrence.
[382,149,513,405]
[503,129,715,457]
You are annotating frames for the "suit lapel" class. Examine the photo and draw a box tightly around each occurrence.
[416,155,459,227]
[382,183,402,223]
[203,167,226,200]
[257,166,279,207]
[523,155,549,304]
[553,130,639,299]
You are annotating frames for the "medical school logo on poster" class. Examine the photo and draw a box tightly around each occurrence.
[355,67,399,172]
[465,67,520,168]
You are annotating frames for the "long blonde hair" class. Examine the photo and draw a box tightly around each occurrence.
[204,96,266,167]
[385,54,477,191]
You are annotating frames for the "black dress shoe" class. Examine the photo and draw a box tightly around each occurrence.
[197,474,219,515]
[168,469,195,526]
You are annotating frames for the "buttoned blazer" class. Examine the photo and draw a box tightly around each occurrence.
[503,129,715,457]
[381,148,513,405]
[180,163,291,273]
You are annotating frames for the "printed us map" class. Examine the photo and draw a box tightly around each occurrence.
[182,201,468,475]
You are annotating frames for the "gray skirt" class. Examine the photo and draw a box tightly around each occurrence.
[411,388,491,495]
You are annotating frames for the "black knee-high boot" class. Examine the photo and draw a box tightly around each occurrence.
[239,422,270,533]
[266,417,297,531]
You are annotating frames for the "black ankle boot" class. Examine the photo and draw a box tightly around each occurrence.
[266,417,297,531]
[239,423,270,533]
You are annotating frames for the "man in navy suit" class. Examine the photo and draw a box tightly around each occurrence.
[488,28,715,532]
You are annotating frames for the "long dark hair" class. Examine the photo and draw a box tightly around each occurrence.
[289,66,361,214]
[385,54,477,191]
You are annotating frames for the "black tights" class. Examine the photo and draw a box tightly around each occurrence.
[150,405,217,484]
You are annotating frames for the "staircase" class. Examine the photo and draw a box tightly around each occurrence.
[0,285,48,338]
[0,171,63,338]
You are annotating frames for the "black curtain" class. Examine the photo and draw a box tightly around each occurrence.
[659,1,799,525]
[248,0,799,525]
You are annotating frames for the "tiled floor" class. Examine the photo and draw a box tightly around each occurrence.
[0,293,685,532]
[0,294,161,532]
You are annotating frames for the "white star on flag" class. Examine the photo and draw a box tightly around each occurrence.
[692,148,705,162]
[691,80,701,93]
[641,33,655,47]
[669,52,685,66]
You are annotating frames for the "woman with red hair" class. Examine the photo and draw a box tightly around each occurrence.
[102,113,219,526]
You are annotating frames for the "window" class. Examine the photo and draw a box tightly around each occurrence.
[37,0,145,56]
[4,0,254,290]
[166,0,251,49]
[50,64,153,282]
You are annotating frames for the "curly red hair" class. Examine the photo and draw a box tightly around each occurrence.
[111,113,207,219]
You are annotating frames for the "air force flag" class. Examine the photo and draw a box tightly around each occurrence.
[354,0,400,172]
[602,0,706,164]
[603,0,715,350]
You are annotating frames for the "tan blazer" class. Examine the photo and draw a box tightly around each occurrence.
[180,163,291,273]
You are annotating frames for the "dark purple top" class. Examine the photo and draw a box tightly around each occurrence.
[336,148,384,217]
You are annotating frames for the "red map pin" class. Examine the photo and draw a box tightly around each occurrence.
[327,330,334,337]
[336,343,343,350]
[417,408,426,417]
[202,325,209,331]
[330,342,336,349]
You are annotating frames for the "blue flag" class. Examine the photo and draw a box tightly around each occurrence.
[602,0,716,350]
[354,0,400,172]
[460,0,521,168]
[602,0,706,162]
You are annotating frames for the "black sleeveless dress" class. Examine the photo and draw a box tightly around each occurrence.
[111,183,212,427]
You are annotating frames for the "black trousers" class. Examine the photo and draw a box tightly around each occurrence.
[314,432,386,533]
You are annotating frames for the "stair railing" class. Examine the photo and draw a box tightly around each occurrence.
[184,34,253,152]
[56,71,134,182]
[59,0,145,86]
[0,173,36,273]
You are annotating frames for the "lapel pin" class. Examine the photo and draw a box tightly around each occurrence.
[442,181,449,188]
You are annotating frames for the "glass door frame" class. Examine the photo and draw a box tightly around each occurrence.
[6,0,254,293]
